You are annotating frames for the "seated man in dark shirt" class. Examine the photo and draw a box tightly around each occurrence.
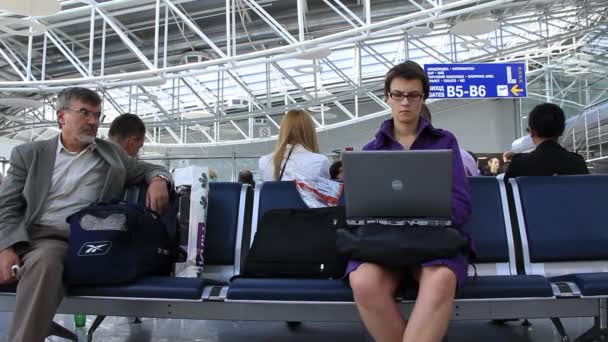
[505,102,589,181]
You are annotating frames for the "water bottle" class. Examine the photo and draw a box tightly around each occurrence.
[74,314,86,329]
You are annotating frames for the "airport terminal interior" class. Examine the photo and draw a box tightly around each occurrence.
[0,0,607,341]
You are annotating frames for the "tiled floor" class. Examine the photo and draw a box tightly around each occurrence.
[0,312,596,341]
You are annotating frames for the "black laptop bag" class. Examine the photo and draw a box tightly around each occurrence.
[243,206,347,278]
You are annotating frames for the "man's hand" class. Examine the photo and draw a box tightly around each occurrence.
[0,247,20,284]
[146,177,169,215]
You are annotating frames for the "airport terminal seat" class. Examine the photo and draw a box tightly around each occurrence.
[0,182,249,342]
[0,284,15,293]
[68,276,207,300]
[226,178,554,303]
[3,176,608,339]
[456,177,552,300]
[511,175,608,341]
[68,182,247,298]
[510,175,608,293]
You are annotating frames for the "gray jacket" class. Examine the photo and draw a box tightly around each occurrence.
[0,135,172,251]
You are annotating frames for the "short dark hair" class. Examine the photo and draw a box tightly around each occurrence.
[109,113,146,141]
[238,170,255,187]
[56,87,102,111]
[384,61,430,100]
[329,160,343,180]
[528,103,565,139]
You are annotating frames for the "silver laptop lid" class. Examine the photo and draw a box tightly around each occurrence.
[341,150,452,221]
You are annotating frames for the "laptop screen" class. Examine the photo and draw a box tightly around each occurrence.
[341,150,452,221]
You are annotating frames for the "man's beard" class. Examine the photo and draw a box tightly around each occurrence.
[76,134,96,144]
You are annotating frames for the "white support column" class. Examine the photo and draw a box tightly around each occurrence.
[297,0,306,42]
[100,21,107,77]
[354,43,361,118]
[163,3,169,69]
[41,32,48,81]
[364,0,371,25]
[231,0,236,57]
[226,0,232,57]
[26,28,33,81]
[154,0,161,68]
[88,6,96,77]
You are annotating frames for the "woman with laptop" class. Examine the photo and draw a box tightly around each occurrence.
[347,61,472,342]
[258,109,330,181]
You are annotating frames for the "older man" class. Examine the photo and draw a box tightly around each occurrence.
[0,87,172,342]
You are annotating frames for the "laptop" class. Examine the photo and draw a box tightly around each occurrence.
[341,150,452,226]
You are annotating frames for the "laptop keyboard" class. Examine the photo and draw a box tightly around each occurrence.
[343,218,452,227]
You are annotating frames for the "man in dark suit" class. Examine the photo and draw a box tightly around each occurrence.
[505,102,589,181]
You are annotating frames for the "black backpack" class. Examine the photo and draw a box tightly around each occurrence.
[243,206,347,278]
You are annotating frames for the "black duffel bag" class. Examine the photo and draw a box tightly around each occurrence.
[243,206,347,278]
[336,223,469,268]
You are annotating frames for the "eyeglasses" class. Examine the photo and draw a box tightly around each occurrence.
[66,107,105,122]
[388,91,424,103]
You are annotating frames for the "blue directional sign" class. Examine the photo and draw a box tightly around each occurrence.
[424,63,527,99]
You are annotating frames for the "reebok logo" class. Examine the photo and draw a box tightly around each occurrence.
[78,241,112,256]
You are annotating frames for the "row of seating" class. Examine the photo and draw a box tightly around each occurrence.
[1,176,607,342]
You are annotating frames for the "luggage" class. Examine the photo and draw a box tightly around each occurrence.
[64,201,172,285]
[172,166,210,277]
[243,206,347,278]
[336,223,470,268]
[176,185,191,248]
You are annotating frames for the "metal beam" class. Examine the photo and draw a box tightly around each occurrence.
[0,44,26,81]
[44,30,89,77]
[96,7,155,70]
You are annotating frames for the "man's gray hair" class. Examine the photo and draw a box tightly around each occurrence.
[55,87,102,111]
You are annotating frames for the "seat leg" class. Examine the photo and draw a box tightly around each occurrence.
[575,320,603,342]
[48,321,78,341]
[87,315,106,342]
[576,302,608,342]
[133,317,142,324]
[551,317,569,342]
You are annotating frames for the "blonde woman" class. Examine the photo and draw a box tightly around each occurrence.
[259,109,330,181]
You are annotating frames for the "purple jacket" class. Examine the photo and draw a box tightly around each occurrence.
[363,117,472,233]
